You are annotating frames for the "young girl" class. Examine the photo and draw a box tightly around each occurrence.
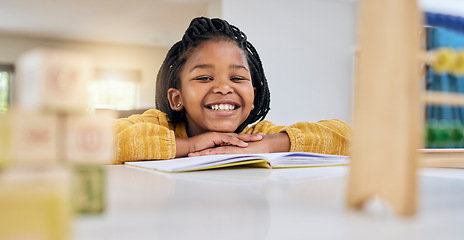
[114,17,351,164]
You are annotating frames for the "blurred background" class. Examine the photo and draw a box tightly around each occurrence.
[0,0,357,125]
[2,1,464,239]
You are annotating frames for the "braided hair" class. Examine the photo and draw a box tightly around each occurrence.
[155,17,271,133]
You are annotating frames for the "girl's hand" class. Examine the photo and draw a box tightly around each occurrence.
[188,133,290,157]
[175,132,263,157]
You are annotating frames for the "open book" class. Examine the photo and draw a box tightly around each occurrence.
[124,152,349,173]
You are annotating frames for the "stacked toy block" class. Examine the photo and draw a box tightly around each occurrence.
[0,113,11,168]
[0,167,72,240]
[0,47,115,239]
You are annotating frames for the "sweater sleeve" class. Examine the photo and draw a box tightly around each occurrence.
[114,109,177,164]
[242,119,351,155]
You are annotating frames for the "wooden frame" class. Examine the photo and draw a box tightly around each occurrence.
[347,0,423,216]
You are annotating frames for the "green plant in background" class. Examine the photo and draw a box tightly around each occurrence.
[0,72,8,113]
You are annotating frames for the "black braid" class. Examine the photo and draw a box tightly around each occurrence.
[155,17,271,133]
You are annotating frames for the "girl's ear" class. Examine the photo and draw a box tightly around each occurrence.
[167,88,183,111]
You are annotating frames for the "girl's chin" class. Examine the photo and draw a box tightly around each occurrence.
[209,128,238,133]
[207,125,240,133]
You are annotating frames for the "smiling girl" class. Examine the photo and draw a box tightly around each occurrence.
[114,17,351,164]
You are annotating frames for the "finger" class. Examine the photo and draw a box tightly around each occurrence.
[236,133,263,142]
[188,148,216,157]
[189,146,238,157]
[250,133,264,141]
[189,146,221,157]
[213,134,248,147]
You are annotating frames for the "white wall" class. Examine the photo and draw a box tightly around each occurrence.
[220,0,357,125]
[0,0,357,121]
[0,35,168,109]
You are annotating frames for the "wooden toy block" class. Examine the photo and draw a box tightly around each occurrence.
[64,110,116,164]
[10,108,59,167]
[0,113,12,169]
[0,167,72,240]
[15,47,94,113]
[72,164,105,214]
[347,0,422,216]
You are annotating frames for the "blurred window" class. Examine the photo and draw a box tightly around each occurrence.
[0,65,14,113]
[89,69,140,110]
[0,72,9,113]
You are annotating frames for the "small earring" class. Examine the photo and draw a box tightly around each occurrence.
[251,104,254,110]
[177,103,182,107]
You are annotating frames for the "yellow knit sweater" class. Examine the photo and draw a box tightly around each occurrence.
[114,109,351,164]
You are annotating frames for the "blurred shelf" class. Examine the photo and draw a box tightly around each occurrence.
[423,91,464,106]
[419,148,464,168]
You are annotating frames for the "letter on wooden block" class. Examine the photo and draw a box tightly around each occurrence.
[72,164,105,214]
[10,109,58,167]
[15,48,93,113]
[64,110,116,164]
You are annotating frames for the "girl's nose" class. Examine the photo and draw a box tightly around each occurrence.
[212,78,233,94]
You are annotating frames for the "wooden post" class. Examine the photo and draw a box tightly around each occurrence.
[347,0,423,215]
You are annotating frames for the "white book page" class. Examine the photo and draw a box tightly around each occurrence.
[125,154,259,172]
[125,152,349,172]
[264,152,349,168]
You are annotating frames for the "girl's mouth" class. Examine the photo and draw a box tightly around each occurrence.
[205,103,239,111]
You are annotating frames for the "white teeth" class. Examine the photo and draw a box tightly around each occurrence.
[210,104,235,111]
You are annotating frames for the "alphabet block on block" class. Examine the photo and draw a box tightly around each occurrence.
[0,168,72,240]
[72,164,105,214]
[15,48,94,113]
[64,110,116,164]
[10,109,58,167]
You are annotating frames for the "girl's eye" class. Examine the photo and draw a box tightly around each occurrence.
[195,76,213,81]
[231,76,247,81]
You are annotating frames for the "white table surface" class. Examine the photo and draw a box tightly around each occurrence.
[74,165,464,240]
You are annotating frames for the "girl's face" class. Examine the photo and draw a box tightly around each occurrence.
[168,40,255,137]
